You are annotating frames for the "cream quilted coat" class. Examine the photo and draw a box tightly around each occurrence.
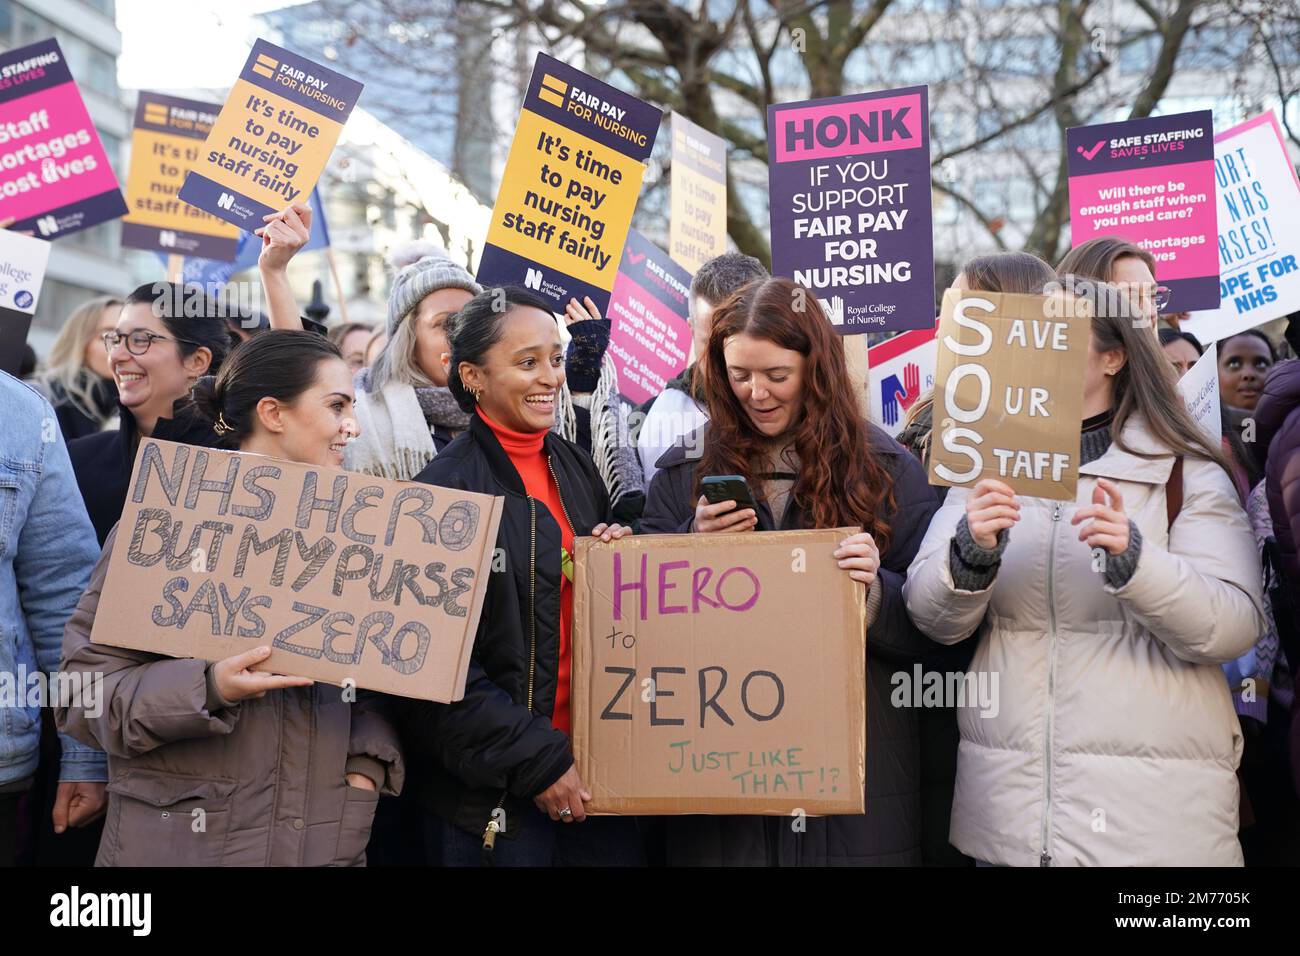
[903,416,1267,866]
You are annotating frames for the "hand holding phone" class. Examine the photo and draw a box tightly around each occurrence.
[695,475,760,534]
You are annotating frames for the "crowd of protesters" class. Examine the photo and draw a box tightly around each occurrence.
[1,200,1298,868]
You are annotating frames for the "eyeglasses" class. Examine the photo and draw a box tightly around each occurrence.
[102,329,196,355]
[1124,284,1173,311]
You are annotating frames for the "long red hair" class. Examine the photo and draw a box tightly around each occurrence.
[697,277,897,553]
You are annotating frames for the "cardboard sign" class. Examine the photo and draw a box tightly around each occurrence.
[178,39,363,231]
[669,112,727,273]
[1182,112,1300,344]
[767,85,935,333]
[868,324,937,437]
[606,229,692,405]
[929,289,1090,499]
[572,529,866,815]
[122,93,240,259]
[90,439,504,702]
[476,53,662,314]
[0,39,127,238]
[1067,110,1219,312]
[1176,342,1222,445]
[0,229,51,375]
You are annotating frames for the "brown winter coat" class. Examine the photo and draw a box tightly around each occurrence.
[55,526,404,867]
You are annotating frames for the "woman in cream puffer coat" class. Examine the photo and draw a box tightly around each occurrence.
[904,260,1267,866]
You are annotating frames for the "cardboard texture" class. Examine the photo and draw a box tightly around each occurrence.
[572,528,866,815]
[90,439,503,702]
[929,289,1090,500]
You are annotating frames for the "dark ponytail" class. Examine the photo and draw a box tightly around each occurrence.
[445,286,556,413]
[191,330,343,445]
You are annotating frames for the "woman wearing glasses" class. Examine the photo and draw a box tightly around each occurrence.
[1056,237,1171,330]
[67,282,233,546]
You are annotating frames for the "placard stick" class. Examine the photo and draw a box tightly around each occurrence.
[325,246,350,324]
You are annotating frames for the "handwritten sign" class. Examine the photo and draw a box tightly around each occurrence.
[1067,110,1219,312]
[606,229,692,405]
[0,38,127,237]
[767,85,935,333]
[929,289,1090,499]
[669,112,727,273]
[178,39,363,231]
[122,93,240,259]
[90,439,504,702]
[1183,112,1300,344]
[573,529,866,815]
[476,53,661,314]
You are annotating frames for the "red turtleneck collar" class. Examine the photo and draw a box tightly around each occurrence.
[477,406,547,457]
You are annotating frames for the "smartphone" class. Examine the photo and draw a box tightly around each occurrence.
[701,475,759,512]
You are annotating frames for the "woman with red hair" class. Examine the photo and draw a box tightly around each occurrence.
[641,276,940,865]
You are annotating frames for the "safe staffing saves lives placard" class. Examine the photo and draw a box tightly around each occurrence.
[0,39,127,238]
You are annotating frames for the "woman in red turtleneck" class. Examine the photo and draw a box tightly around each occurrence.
[407,287,641,867]
[475,405,578,734]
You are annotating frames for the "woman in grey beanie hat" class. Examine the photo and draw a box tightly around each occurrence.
[346,247,482,479]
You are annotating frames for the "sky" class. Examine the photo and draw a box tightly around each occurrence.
[116,0,309,92]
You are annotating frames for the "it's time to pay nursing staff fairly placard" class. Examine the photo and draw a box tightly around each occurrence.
[122,93,240,260]
[179,39,363,231]
[767,85,936,334]
[476,53,662,315]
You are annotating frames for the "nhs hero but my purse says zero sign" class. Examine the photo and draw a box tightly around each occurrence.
[768,85,935,333]
[90,440,504,703]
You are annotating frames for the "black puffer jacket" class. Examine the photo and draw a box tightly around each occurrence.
[640,422,940,865]
[400,413,612,841]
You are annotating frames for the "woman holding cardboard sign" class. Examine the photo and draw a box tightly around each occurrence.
[639,276,940,865]
[904,260,1268,866]
[400,286,641,867]
[57,331,404,866]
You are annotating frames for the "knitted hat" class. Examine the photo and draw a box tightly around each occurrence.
[386,251,481,336]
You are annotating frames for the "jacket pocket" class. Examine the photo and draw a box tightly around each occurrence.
[332,786,379,867]
[0,471,20,560]
[105,768,237,866]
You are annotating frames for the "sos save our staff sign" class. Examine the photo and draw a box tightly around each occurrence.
[573,529,866,815]
[90,439,504,702]
[929,289,1091,500]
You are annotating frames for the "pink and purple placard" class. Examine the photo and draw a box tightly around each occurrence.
[0,38,127,238]
[605,229,692,406]
[1066,110,1218,311]
[767,85,935,333]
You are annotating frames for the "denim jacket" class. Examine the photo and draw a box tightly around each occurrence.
[0,372,105,786]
